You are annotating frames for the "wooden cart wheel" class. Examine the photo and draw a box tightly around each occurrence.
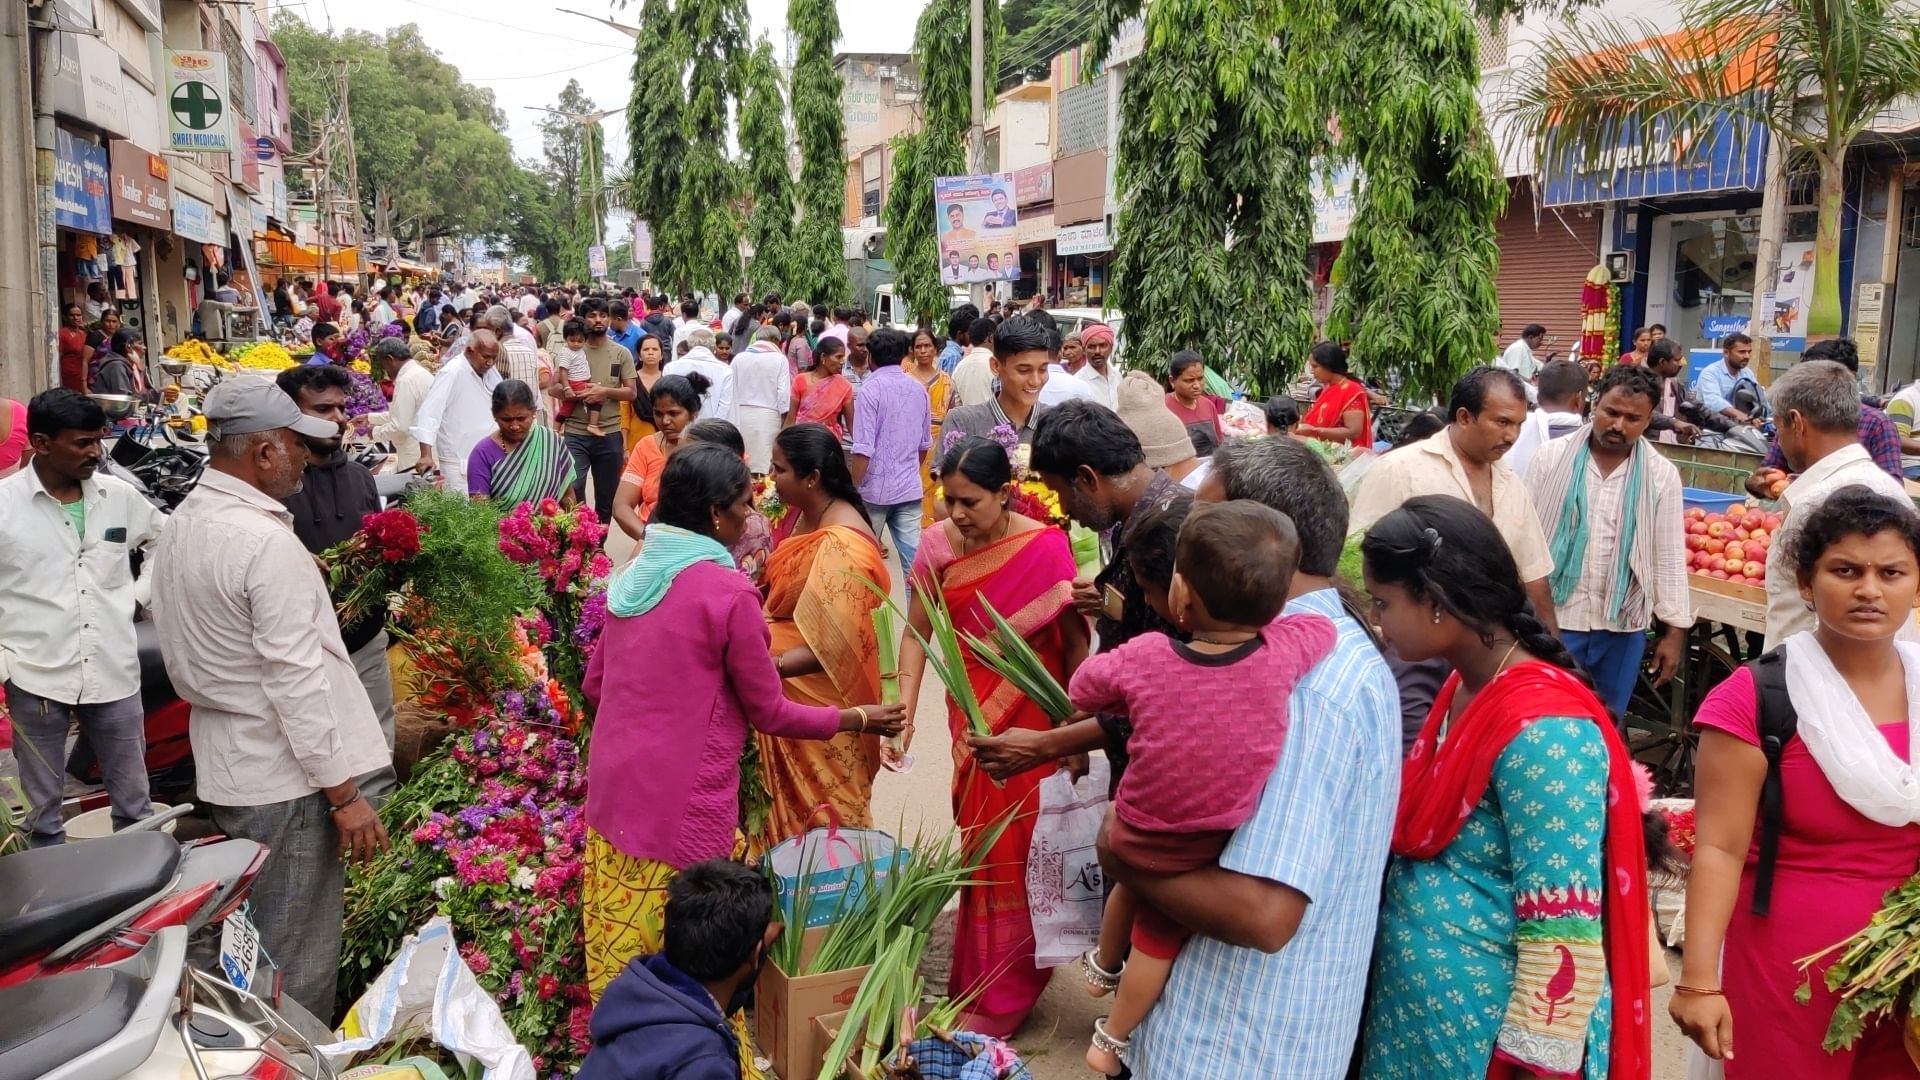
[1623,626,1746,797]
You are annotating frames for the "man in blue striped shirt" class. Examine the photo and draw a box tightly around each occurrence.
[1113,436,1401,1080]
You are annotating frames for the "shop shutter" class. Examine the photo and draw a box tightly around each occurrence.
[1495,179,1604,362]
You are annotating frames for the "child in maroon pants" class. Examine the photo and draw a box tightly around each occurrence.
[1068,499,1335,1076]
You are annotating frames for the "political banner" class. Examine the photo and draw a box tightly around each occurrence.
[588,244,608,278]
[166,51,232,154]
[934,173,1021,284]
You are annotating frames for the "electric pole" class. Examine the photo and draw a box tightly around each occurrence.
[968,0,988,309]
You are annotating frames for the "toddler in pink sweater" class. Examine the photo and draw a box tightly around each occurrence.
[1069,499,1335,1076]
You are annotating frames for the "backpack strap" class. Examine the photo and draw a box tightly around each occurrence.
[1746,646,1798,916]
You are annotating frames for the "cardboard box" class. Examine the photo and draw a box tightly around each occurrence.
[810,1009,851,1079]
[756,927,870,1079]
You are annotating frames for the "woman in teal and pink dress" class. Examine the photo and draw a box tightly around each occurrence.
[1359,495,1651,1080]
[1674,485,1920,1077]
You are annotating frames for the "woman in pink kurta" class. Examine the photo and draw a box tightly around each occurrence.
[1675,485,1920,1077]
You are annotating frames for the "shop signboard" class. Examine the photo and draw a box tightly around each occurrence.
[1311,161,1358,243]
[1055,220,1111,257]
[271,177,289,223]
[54,129,112,235]
[110,141,172,230]
[52,34,130,138]
[1542,106,1768,208]
[934,173,1021,283]
[166,51,232,154]
[172,191,223,245]
[236,119,261,190]
[1013,162,1053,208]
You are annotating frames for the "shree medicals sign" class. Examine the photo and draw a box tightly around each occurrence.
[166,51,232,154]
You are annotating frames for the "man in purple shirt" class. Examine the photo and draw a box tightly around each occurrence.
[850,327,933,574]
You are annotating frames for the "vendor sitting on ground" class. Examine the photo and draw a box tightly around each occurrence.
[578,860,775,1080]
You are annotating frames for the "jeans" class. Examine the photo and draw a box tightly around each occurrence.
[568,431,625,524]
[1562,628,1649,720]
[207,793,344,1019]
[3,682,150,846]
[868,500,923,583]
[350,631,397,805]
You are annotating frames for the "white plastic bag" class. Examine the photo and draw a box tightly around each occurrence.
[1025,757,1111,968]
[319,916,535,1080]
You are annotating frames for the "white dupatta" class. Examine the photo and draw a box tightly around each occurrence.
[1781,631,1920,827]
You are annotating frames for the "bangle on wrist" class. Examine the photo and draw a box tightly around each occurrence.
[329,790,363,815]
[1673,984,1724,996]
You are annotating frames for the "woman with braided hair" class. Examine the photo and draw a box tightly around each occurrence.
[1358,494,1652,1080]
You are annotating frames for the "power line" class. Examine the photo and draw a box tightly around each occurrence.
[997,0,1101,79]
[386,0,631,50]
[469,52,632,83]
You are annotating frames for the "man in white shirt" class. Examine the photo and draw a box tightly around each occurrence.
[665,326,735,420]
[950,316,998,407]
[149,379,391,1017]
[719,292,750,336]
[83,281,110,322]
[0,389,166,845]
[1498,323,1546,381]
[1763,360,1920,649]
[517,289,540,317]
[729,328,792,472]
[482,306,552,422]
[1505,358,1588,477]
[412,329,505,494]
[1525,365,1692,718]
[1034,315,1099,407]
[367,339,436,470]
[1073,322,1123,409]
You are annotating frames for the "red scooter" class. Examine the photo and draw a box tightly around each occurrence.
[0,806,272,999]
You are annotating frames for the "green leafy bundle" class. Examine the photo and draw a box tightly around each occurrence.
[394,492,543,697]
[1798,870,1920,1051]
[963,598,1073,722]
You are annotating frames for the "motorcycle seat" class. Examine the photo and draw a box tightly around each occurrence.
[0,832,180,970]
[0,967,143,1079]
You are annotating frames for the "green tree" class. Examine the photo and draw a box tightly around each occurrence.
[1090,0,1316,389]
[274,17,518,249]
[788,0,850,302]
[741,38,795,295]
[537,80,611,282]
[622,0,687,286]
[1313,0,1507,400]
[662,0,748,295]
[1503,0,1920,338]
[500,166,569,282]
[885,0,1001,328]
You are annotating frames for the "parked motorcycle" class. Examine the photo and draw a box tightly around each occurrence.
[0,809,270,996]
[0,925,333,1080]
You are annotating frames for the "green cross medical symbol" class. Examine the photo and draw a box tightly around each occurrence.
[172,81,223,130]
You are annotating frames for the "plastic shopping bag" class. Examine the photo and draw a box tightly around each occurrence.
[319,917,534,1080]
[1025,757,1111,968]
[764,804,905,929]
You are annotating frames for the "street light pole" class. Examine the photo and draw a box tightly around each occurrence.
[968,0,987,309]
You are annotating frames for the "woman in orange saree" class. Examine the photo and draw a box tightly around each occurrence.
[898,436,1090,1037]
[756,424,889,847]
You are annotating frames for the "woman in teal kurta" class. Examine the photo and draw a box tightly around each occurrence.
[1359,495,1653,1080]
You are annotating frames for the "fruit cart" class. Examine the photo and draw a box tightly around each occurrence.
[1624,442,1769,796]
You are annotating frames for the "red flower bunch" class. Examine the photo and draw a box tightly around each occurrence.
[360,508,424,563]
[1664,805,1697,859]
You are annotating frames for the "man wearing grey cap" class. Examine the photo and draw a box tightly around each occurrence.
[149,379,393,1018]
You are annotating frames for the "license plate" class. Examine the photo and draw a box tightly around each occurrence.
[219,908,261,992]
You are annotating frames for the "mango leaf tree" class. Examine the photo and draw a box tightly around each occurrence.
[789,0,851,303]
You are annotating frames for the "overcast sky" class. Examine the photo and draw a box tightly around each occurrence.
[296,0,922,177]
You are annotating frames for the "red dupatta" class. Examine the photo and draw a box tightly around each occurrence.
[1398,661,1651,1080]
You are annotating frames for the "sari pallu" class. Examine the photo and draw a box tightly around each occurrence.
[793,373,853,438]
[915,524,1079,1037]
[755,525,889,848]
[489,425,579,508]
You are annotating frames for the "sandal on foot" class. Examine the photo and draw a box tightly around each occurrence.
[1087,1017,1130,1075]
[1079,947,1123,997]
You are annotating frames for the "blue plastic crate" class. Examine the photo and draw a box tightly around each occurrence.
[1683,488,1747,515]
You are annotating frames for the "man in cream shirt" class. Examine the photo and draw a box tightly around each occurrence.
[1350,365,1559,631]
[366,337,435,470]
[150,379,391,1018]
[1762,360,1919,649]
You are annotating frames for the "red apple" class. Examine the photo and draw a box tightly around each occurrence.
[1686,535,1707,552]
[1711,569,1729,579]
[1693,567,1712,576]
[1705,538,1726,555]
[1687,520,1708,536]
[1743,560,1764,578]
[1728,575,1748,586]
[1724,543,1746,563]
[1763,513,1783,529]
[1707,521,1732,539]
[1685,507,1707,520]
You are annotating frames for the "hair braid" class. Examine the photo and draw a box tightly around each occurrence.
[1505,609,1591,686]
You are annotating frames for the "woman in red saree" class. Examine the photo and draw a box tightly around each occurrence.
[897,436,1090,1037]
[1296,340,1373,446]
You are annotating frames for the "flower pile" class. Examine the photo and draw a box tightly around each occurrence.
[499,499,612,693]
[754,474,788,526]
[1663,805,1696,859]
[322,508,426,628]
[225,340,297,372]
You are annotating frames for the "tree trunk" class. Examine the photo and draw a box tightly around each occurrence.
[1809,154,1846,336]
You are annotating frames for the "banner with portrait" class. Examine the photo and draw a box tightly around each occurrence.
[934,173,1022,284]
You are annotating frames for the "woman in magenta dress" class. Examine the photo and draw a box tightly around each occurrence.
[1163,351,1222,444]
[1674,484,1920,1076]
